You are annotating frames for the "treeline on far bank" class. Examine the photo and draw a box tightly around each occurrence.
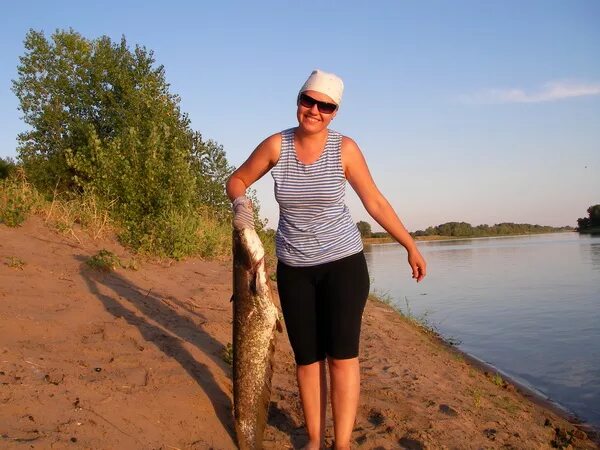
[0,29,269,260]
[576,204,600,233]
[356,220,573,240]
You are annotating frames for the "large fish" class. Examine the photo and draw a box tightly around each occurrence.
[232,227,280,449]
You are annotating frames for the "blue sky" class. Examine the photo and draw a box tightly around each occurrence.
[1,1,599,231]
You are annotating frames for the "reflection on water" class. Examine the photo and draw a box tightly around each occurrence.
[364,233,600,427]
[589,240,600,272]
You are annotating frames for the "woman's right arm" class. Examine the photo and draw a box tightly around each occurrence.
[226,133,281,201]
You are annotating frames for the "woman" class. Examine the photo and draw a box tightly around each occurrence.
[226,69,426,450]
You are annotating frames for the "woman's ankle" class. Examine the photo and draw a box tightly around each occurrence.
[302,439,322,450]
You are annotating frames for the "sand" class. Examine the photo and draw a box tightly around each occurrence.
[0,216,597,449]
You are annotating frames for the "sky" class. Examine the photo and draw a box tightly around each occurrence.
[1,1,599,231]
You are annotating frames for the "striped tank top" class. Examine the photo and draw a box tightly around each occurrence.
[271,128,363,267]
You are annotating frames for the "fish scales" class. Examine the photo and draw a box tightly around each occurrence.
[232,228,280,450]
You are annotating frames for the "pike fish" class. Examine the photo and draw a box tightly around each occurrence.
[232,228,280,449]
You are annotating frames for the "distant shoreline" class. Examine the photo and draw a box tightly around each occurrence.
[363,230,576,245]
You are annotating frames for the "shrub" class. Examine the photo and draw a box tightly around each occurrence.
[87,249,121,272]
[0,157,16,180]
[0,170,41,227]
[12,29,235,257]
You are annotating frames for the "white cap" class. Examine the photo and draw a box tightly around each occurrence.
[299,69,344,106]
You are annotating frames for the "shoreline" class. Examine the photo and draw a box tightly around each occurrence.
[368,294,600,442]
[438,334,599,440]
[363,230,600,438]
[363,230,577,246]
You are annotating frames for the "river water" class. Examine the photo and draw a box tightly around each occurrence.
[363,232,600,427]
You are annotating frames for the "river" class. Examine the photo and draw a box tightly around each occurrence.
[363,232,600,428]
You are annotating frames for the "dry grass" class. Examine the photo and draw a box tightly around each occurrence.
[44,189,116,242]
[1,171,234,261]
[4,256,26,270]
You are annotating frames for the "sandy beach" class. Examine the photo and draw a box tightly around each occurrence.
[1,217,597,449]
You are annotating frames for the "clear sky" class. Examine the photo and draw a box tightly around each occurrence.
[1,1,599,231]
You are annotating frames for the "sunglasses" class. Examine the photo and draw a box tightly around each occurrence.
[298,93,338,114]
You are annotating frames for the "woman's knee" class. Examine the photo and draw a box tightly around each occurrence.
[327,356,359,372]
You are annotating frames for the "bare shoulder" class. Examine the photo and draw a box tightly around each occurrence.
[253,132,282,165]
[262,131,283,147]
[341,135,360,150]
[341,135,366,170]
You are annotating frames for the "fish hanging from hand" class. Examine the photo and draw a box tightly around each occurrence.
[232,227,280,449]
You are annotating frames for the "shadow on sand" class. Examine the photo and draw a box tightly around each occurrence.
[77,255,235,443]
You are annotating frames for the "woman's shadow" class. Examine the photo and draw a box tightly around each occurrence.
[77,255,235,442]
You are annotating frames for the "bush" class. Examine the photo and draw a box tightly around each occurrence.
[87,249,121,272]
[11,29,236,258]
[0,170,41,227]
[0,157,16,180]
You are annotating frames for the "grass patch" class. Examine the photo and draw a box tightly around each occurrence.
[0,170,43,227]
[368,291,464,349]
[490,372,507,388]
[472,388,483,408]
[398,296,439,336]
[550,427,576,449]
[0,169,238,262]
[87,249,121,272]
[121,207,231,260]
[451,352,465,363]
[4,256,26,270]
[379,293,438,335]
[222,343,233,367]
[494,395,519,415]
[0,172,234,261]
[120,258,140,271]
[45,189,115,241]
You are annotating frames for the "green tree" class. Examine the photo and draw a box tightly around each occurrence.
[0,157,16,179]
[577,217,591,229]
[13,29,192,191]
[11,29,235,256]
[588,205,600,226]
[189,132,233,215]
[578,204,600,230]
[356,220,372,238]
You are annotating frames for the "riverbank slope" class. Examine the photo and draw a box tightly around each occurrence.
[1,217,597,449]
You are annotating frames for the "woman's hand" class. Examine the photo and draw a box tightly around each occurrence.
[407,248,427,282]
[232,196,255,230]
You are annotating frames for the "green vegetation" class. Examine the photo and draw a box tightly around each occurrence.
[471,388,483,408]
[491,372,505,387]
[222,342,233,367]
[361,221,573,242]
[577,204,600,233]
[0,157,16,180]
[0,169,42,227]
[86,249,121,272]
[356,220,372,238]
[4,256,26,270]
[2,28,267,259]
[368,290,445,340]
[413,221,572,237]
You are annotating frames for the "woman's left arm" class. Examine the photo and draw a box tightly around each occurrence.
[342,136,426,282]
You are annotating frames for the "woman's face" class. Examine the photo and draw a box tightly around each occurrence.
[296,90,338,134]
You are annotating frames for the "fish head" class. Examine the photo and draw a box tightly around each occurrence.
[233,228,265,270]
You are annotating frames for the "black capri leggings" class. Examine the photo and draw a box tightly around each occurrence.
[276,251,370,365]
